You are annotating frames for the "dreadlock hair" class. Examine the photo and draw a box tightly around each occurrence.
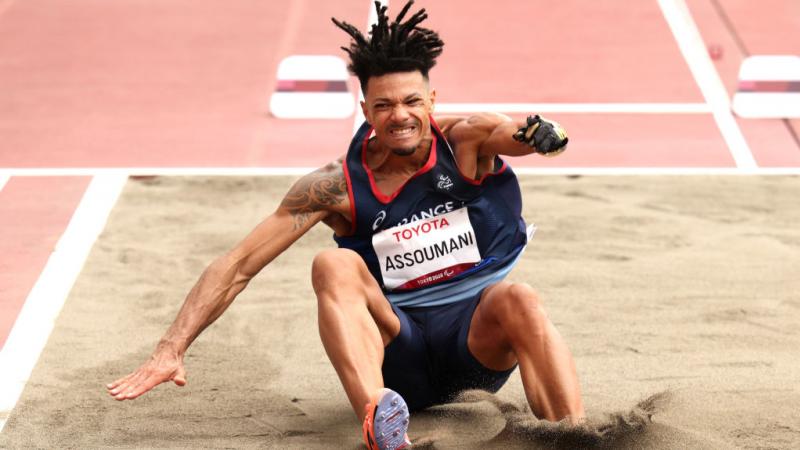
[332,0,444,93]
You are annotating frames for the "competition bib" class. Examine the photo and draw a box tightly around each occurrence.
[372,208,481,290]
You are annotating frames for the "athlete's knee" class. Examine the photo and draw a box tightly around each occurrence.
[312,248,359,287]
[311,249,369,295]
[497,283,549,335]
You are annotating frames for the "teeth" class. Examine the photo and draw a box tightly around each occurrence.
[390,127,414,136]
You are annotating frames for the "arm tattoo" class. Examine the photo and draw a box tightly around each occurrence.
[280,164,347,230]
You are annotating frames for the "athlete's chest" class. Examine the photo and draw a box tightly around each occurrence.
[370,168,421,198]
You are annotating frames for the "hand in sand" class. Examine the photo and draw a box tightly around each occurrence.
[106,349,187,400]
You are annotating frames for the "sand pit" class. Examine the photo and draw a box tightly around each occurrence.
[2,175,799,449]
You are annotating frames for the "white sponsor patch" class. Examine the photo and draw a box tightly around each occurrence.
[372,208,481,290]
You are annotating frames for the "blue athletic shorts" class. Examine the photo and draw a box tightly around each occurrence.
[381,292,517,411]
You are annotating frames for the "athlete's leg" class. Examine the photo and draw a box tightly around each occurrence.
[311,248,401,419]
[467,281,585,422]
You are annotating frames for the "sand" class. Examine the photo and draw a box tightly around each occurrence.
[1,175,799,449]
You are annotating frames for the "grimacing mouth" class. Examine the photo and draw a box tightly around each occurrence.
[386,121,419,138]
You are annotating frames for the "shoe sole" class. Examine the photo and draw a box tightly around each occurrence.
[363,388,411,450]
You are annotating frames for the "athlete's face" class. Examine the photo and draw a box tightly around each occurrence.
[361,71,436,156]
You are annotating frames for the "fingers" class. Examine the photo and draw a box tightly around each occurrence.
[514,115,541,145]
[106,375,130,390]
[539,137,555,153]
[532,119,568,155]
[108,372,157,400]
[533,121,552,143]
[513,114,569,155]
[107,370,146,400]
[533,125,554,152]
[515,115,564,151]
[523,121,540,141]
[106,372,140,396]
[540,138,567,155]
[118,373,166,400]
[106,365,184,400]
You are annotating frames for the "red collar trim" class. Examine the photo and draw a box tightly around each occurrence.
[361,126,438,204]
[340,158,357,235]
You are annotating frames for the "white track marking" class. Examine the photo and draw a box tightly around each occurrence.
[1,166,798,177]
[657,0,757,169]
[357,101,711,132]
[0,174,127,432]
[512,167,799,176]
[0,175,8,192]
[436,103,711,114]
[0,168,318,177]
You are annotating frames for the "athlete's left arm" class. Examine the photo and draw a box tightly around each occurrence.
[435,113,568,159]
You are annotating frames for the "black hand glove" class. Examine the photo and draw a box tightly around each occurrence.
[513,115,569,156]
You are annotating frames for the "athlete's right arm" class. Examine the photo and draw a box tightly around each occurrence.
[106,162,348,401]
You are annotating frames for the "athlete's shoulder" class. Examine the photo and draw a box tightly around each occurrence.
[431,115,466,137]
[433,113,511,146]
[280,158,348,218]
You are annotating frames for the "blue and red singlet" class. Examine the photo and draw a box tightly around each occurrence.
[334,118,530,307]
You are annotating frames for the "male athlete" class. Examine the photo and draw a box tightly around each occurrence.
[107,2,584,449]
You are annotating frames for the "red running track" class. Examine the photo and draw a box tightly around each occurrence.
[1,0,797,170]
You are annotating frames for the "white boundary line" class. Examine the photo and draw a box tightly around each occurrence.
[0,174,128,432]
[436,103,711,114]
[355,101,712,131]
[0,174,9,192]
[0,168,317,177]
[513,167,799,176]
[1,166,798,177]
[657,0,757,170]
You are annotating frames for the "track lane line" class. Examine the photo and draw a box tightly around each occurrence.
[436,103,712,114]
[513,167,797,175]
[0,177,92,352]
[0,168,318,177]
[0,175,8,192]
[0,173,128,432]
[657,0,757,170]
[2,167,799,177]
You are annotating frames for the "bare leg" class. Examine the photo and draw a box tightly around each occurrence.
[311,248,401,419]
[467,281,585,422]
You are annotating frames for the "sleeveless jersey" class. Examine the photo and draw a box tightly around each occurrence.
[334,118,528,305]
